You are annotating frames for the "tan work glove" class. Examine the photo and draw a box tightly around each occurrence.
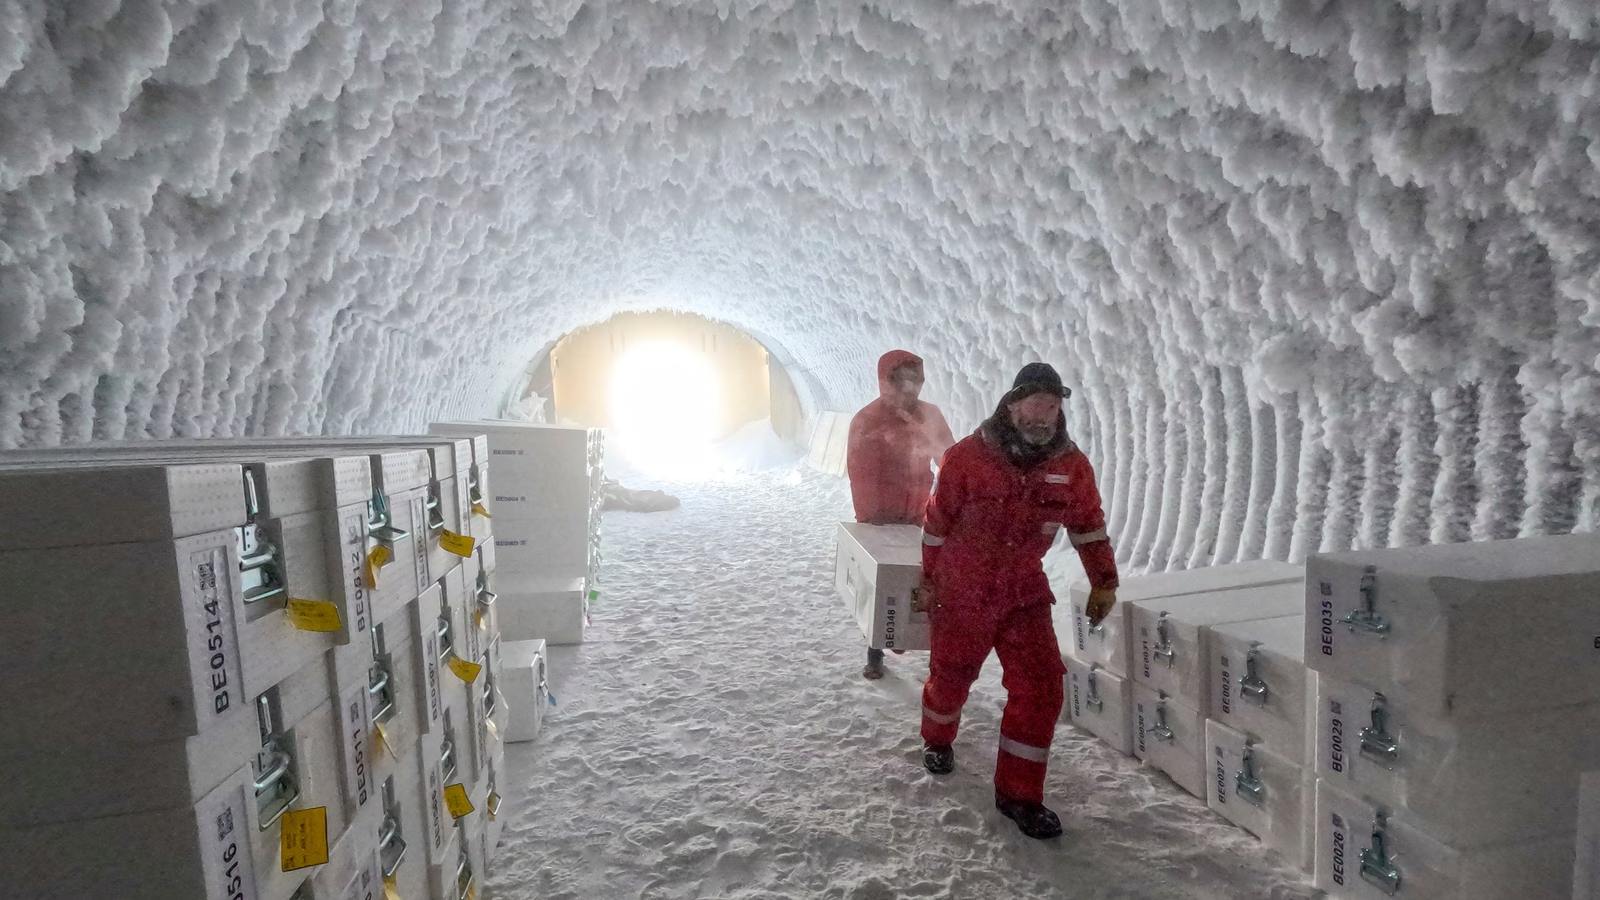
[1085,586,1117,626]
[912,575,936,614]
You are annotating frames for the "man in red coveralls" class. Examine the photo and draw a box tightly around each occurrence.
[917,362,1118,839]
[846,349,956,680]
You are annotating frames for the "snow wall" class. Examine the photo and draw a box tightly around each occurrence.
[4,1,1600,568]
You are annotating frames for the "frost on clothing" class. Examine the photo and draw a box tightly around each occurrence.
[846,350,956,526]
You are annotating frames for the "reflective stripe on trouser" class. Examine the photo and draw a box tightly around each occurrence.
[921,600,1065,803]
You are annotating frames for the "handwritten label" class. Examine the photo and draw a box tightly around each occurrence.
[279,807,330,871]
[287,599,343,633]
[447,655,483,684]
[440,530,476,558]
[443,783,475,819]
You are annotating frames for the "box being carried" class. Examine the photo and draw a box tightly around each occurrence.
[834,523,929,652]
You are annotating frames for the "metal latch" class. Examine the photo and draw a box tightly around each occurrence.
[379,778,408,878]
[1235,742,1266,806]
[467,466,484,506]
[1359,812,1402,895]
[253,693,299,830]
[482,670,497,716]
[1359,693,1400,769]
[368,491,410,545]
[1149,696,1175,743]
[1085,665,1105,714]
[369,623,396,724]
[1152,613,1175,667]
[437,614,455,661]
[236,470,286,605]
[1238,644,1269,706]
[1343,565,1389,636]
[455,838,475,900]
[441,710,458,783]
[425,483,446,533]
[476,567,497,608]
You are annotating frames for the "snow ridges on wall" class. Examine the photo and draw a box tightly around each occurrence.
[3,1,1599,561]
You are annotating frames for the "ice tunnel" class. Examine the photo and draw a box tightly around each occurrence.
[3,0,1599,565]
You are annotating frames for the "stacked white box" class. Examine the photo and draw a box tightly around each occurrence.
[1061,655,1134,755]
[1132,682,1207,797]
[501,638,551,744]
[1060,559,1303,678]
[1304,533,1600,898]
[1206,718,1313,872]
[833,523,931,652]
[432,420,603,647]
[0,433,517,899]
[1314,777,1576,899]
[1313,671,1600,847]
[1205,615,1314,765]
[1307,532,1600,719]
[1123,583,1301,797]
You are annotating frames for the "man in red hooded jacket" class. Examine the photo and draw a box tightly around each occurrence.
[917,362,1118,840]
[846,349,955,679]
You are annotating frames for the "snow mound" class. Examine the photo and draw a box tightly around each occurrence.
[4,2,1600,558]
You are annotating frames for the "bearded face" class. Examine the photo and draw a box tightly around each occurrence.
[1008,393,1061,445]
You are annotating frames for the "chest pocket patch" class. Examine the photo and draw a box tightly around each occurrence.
[1045,474,1071,485]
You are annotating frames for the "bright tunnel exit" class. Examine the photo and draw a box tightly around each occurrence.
[608,340,723,477]
[523,310,808,480]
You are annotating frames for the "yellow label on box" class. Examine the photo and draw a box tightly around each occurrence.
[443,783,475,818]
[440,529,476,558]
[475,608,485,629]
[471,501,492,519]
[374,721,398,761]
[365,545,392,589]
[447,655,483,684]
[384,873,402,900]
[285,598,343,632]
[467,883,477,900]
[279,806,330,871]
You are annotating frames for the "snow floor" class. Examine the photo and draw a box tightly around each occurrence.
[488,466,1318,899]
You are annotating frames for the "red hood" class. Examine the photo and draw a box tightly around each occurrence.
[877,350,923,399]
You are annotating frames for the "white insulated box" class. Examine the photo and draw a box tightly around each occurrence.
[1315,671,1600,847]
[0,764,266,900]
[498,576,589,645]
[307,800,383,900]
[1062,655,1134,756]
[1132,683,1206,798]
[1063,559,1304,678]
[1205,718,1312,872]
[409,585,447,736]
[382,746,432,900]
[1130,582,1303,713]
[0,696,260,828]
[1314,777,1577,899]
[500,638,550,743]
[1206,615,1315,765]
[1,529,253,745]
[834,522,930,652]
[1307,532,1600,720]
[0,462,246,549]
[431,421,597,580]
[1057,594,1132,679]
[1577,772,1600,900]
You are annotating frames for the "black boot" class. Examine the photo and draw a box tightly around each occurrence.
[923,744,954,775]
[862,648,885,680]
[995,792,1063,840]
